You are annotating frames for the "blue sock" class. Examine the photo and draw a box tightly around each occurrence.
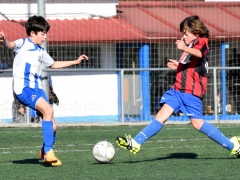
[133,119,163,144]
[53,132,56,145]
[41,132,56,155]
[42,120,54,153]
[199,121,233,150]
[41,144,44,155]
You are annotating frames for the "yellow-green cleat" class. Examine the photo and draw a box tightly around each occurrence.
[230,136,240,158]
[116,134,140,154]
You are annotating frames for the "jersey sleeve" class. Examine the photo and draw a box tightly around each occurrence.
[193,38,208,55]
[13,38,25,53]
[42,51,54,67]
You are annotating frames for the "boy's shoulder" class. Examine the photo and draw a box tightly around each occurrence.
[193,37,208,48]
[14,38,26,47]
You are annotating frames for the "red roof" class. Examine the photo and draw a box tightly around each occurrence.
[117,1,240,41]
[0,20,27,41]
[47,18,145,44]
[0,1,239,43]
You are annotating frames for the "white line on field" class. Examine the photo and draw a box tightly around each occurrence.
[0,145,208,155]
[0,137,210,154]
[0,137,208,149]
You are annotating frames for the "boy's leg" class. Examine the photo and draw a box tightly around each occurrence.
[116,88,180,154]
[52,117,57,146]
[42,120,57,161]
[36,97,59,163]
[40,132,56,159]
[185,93,240,157]
[40,131,61,166]
[133,104,174,144]
[16,88,61,165]
[194,120,240,156]
[40,116,62,166]
[116,104,174,154]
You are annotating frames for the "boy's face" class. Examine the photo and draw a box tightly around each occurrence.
[30,31,47,45]
[182,30,197,45]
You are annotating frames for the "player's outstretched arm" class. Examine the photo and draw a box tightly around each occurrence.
[50,54,88,69]
[0,31,16,49]
[167,59,178,70]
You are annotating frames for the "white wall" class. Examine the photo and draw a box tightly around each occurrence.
[51,74,118,117]
[0,74,119,121]
[0,77,14,120]
[0,3,117,20]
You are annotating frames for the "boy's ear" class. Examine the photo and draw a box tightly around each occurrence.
[30,31,36,36]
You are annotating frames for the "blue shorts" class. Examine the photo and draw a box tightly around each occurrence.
[160,88,202,119]
[15,87,49,110]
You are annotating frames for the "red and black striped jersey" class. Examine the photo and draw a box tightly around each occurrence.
[172,37,209,99]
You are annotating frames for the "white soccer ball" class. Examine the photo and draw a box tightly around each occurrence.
[92,141,115,163]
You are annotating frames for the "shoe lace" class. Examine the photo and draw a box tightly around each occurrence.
[125,134,132,139]
[236,147,240,155]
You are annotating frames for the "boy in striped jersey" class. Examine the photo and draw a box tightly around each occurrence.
[116,15,240,158]
[0,15,88,166]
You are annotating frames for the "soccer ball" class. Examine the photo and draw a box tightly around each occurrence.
[92,141,115,163]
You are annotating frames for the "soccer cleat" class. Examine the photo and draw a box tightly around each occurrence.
[116,134,140,154]
[42,149,62,166]
[49,159,62,167]
[230,136,240,158]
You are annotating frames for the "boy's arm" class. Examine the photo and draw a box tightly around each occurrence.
[0,31,16,49]
[175,39,202,58]
[50,54,88,69]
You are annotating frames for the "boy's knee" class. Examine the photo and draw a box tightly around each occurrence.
[191,119,204,130]
[46,106,54,115]
[41,107,54,119]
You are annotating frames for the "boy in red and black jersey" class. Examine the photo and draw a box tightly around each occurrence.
[173,37,209,99]
[116,15,240,158]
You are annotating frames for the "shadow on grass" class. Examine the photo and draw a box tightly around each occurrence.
[12,158,52,167]
[118,152,239,164]
[119,153,198,164]
[160,152,198,159]
[91,153,199,165]
[92,162,115,165]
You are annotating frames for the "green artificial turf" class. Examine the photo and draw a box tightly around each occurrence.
[1,124,240,179]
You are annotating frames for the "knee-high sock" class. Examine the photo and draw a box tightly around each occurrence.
[133,119,163,144]
[53,132,56,145]
[41,132,56,155]
[42,120,54,153]
[199,121,233,150]
[41,144,44,155]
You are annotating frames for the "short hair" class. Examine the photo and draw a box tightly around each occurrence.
[180,15,209,38]
[26,15,50,36]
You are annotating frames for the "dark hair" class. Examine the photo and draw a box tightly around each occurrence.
[26,15,50,36]
[180,15,209,38]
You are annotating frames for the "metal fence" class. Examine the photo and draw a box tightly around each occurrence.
[1,66,240,125]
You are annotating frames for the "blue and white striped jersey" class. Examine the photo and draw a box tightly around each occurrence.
[13,38,54,95]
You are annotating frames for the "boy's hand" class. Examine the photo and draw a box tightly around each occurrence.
[0,31,6,43]
[76,54,88,64]
[167,59,179,70]
[18,107,25,115]
[175,38,186,51]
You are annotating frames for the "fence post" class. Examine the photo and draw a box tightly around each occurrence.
[38,0,49,99]
[120,69,124,123]
[139,44,150,121]
[221,43,229,119]
[213,68,218,123]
